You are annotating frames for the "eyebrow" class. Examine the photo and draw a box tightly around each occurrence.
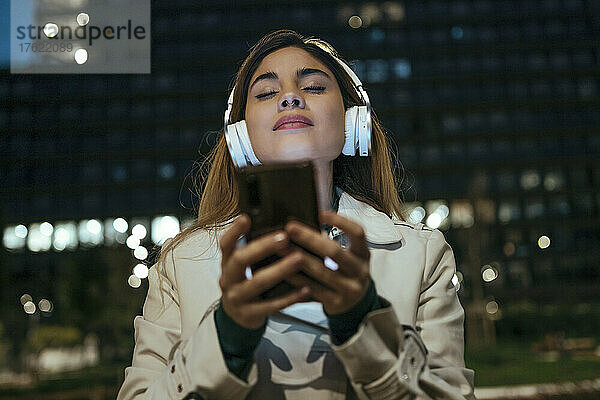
[249,67,331,91]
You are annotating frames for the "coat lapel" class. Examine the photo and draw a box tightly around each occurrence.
[335,191,405,247]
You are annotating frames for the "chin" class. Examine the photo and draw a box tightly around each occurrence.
[270,140,316,161]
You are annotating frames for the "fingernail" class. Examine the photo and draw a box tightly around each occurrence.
[273,232,286,242]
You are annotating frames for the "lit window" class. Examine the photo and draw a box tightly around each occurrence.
[392,59,412,79]
[450,201,474,228]
[78,219,104,247]
[544,170,565,191]
[520,170,541,190]
[3,225,27,250]
[27,223,52,252]
[158,163,176,179]
[366,59,388,83]
[498,201,521,223]
[53,221,78,251]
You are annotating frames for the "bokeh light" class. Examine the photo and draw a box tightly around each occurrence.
[132,224,147,240]
[538,235,551,249]
[133,263,149,279]
[113,218,128,233]
[24,301,36,314]
[126,235,140,250]
[75,49,88,64]
[39,299,53,313]
[128,274,141,288]
[348,15,363,28]
[134,246,148,260]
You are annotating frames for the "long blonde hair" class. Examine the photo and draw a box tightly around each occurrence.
[154,29,407,283]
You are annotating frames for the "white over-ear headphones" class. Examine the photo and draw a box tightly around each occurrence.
[223,49,372,169]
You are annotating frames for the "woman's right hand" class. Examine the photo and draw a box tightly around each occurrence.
[218,213,311,330]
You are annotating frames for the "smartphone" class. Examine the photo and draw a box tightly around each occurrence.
[236,161,321,299]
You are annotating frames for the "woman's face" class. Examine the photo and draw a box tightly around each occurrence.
[244,46,346,165]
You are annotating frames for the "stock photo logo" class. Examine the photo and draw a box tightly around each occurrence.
[10,0,150,74]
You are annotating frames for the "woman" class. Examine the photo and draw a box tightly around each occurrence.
[118,30,475,400]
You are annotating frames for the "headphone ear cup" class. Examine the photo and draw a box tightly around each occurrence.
[343,106,358,155]
[235,121,261,166]
[225,123,247,168]
[356,105,371,156]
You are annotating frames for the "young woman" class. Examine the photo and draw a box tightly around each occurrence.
[118,30,475,400]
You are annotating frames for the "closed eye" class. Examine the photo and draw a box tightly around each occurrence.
[255,90,278,99]
[255,86,325,100]
[303,86,325,92]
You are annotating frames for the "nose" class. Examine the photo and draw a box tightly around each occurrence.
[278,92,305,111]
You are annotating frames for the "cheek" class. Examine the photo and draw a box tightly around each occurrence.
[244,105,270,149]
[321,102,346,147]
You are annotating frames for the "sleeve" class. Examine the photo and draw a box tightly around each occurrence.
[214,303,265,381]
[326,278,382,345]
[330,229,476,400]
[116,243,259,400]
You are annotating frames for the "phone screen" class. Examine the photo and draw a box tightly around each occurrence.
[236,161,321,299]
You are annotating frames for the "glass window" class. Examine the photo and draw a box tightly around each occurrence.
[477,26,497,42]
[156,128,176,147]
[107,101,128,119]
[569,167,588,186]
[520,170,541,190]
[496,170,516,191]
[577,78,597,99]
[524,198,545,219]
[467,141,488,160]
[155,100,177,119]
[544,169,566,191]
[489,111,509,131]
[527,52,547,71]
[441,114,463,134]
[397,144,417,165]
[550,52,570,70]
[421,145,441,163]
[548,195,571,216]
[531,80,552,97]
[573,50,594,67]
[545,20,566,38]
[572,192,594,215]
[522,21,543,39]
[498,201,521,223]
[507,82,528,99]
[555,79,575,96]
[82,193,103,213]
[157,162,176,180]
[491,140,512,160]
[366,59,389,83]
[445,142,464,161]
[131,102,151,119]
[507,260,531,287]
[112,165,128,182]
[392,59,412,79]
[132,160,152,180]
[465,112,484,132]
[82,163,104,182]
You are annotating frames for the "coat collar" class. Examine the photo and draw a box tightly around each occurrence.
[336,191,404,245]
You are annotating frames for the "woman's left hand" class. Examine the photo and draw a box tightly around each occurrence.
[283,210,371,315]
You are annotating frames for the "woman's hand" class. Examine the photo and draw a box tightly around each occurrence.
[218,214,311,330]
[283,210,371,315]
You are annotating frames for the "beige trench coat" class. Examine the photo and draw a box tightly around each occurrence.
[118,191,475,399]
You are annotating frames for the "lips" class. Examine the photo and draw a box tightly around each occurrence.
[273,114,314,130]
